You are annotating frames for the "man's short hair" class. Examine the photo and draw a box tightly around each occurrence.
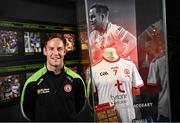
[44,33,66,48]
[90,3,109,16]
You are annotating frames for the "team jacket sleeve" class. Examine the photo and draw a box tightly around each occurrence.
[20,82,36,121]
[74,78,86,113]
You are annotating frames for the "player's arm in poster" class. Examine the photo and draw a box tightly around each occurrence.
[116,27,137,58]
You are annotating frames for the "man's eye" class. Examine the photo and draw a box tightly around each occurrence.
[49,48,54,51]
[90,15,95,19]
[57,48,63,51]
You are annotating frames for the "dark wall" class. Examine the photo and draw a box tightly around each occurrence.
[0,0,77,121]
[0,103,27,121]
[0,0,77,25]
[135,0,163,35]
[166,0,180,122]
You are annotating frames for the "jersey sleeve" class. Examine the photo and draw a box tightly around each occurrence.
[132,63,144,88]
[147,61,158,85]
[116,26,127,42]
[20,81,36,121]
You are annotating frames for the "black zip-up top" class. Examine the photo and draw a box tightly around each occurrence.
[20,65,86,122]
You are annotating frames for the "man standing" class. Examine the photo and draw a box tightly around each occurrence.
[20,34,86,121]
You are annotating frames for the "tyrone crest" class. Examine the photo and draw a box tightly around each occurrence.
[64,84,72,92]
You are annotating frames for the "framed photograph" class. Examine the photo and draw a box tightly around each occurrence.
[24,31,42,54]
[0,74,21,104]
[0,30,19,56]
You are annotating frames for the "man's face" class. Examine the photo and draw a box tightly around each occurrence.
[89,8,103,30]
[43,38,66,68]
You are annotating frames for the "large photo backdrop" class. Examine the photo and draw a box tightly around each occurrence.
[85,0,170,122]
[85,0,143,122]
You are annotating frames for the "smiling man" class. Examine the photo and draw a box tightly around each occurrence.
[20,34,86,122]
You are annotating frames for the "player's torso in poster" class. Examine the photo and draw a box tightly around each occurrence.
[89,23,138,67]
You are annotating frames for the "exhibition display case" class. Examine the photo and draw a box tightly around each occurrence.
[76,0,170,122]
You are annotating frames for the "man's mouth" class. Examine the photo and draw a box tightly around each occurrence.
[51,58,60,60]
[90,22,95,25]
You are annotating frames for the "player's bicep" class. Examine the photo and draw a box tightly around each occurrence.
[116,27,137,56]
[123,32,137,48]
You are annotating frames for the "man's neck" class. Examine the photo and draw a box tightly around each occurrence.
[99,22,109,34]
[47,64,63,75]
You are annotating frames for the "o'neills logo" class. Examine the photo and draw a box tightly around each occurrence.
[37,88,50,94]
[64,84,72,92]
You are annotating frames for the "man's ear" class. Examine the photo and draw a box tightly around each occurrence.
[43,47,47,56]
[64,49,67,55]
[101,14,105,20]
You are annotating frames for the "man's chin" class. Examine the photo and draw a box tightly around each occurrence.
[51,63,60,67]
[53,65,58,67]
[91,25,95,30]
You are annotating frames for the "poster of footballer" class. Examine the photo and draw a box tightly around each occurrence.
[85,0,143,122]
[86,0,138,66]
[85,0,170,122]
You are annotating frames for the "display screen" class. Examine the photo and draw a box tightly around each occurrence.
[0,74,21,103]
[0,30,19,56]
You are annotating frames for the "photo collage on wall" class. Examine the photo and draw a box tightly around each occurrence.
[0,21,79,62]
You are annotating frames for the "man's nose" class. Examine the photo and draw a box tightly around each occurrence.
[53,49,59,54]
[89,17,93,21]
